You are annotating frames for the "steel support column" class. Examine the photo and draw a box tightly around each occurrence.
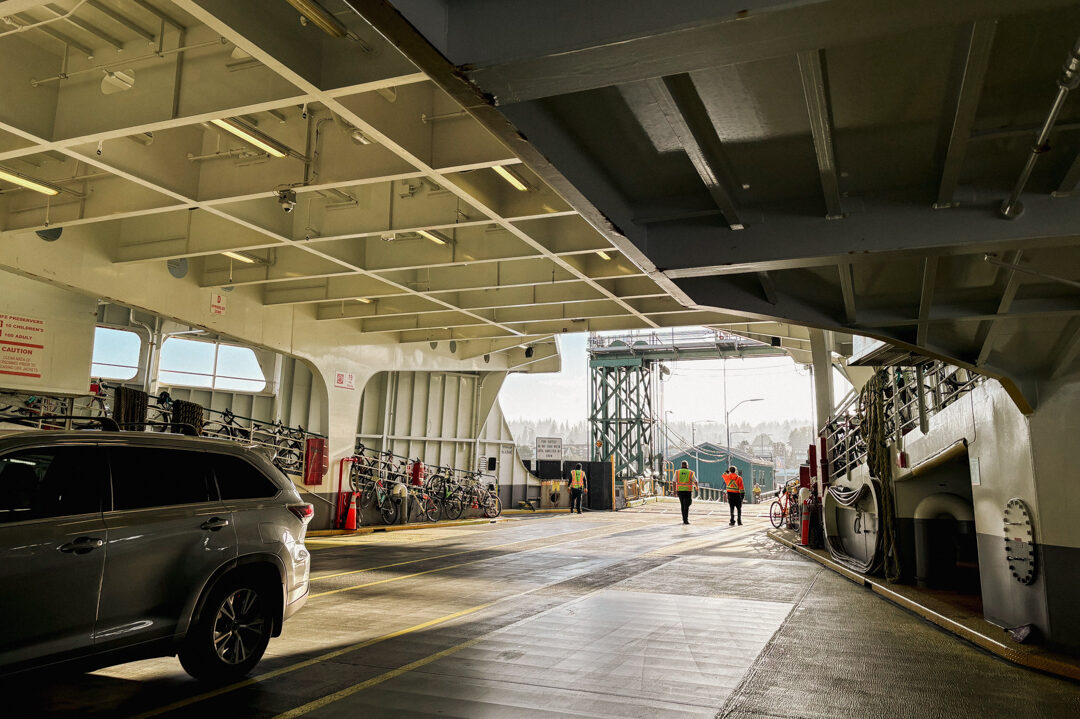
[589,359,658,479]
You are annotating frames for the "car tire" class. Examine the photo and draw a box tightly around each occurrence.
[179,574,275,681]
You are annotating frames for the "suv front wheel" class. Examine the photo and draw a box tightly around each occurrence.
[179,574,275,681]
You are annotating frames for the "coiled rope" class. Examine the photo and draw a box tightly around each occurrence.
[858,369,902,582]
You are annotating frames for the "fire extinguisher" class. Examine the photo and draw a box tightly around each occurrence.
[801,496,812,546]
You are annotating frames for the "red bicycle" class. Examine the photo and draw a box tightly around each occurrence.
[769,482,801,531]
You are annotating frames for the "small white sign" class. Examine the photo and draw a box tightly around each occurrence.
[210,291,227,316]
[334,371,356,390]
[969,456,981,486]
[536,436,563,461]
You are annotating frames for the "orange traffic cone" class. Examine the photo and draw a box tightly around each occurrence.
[344,492,358,530]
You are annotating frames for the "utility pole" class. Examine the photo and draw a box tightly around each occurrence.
[726,398,763,468]
[692,422,698,477]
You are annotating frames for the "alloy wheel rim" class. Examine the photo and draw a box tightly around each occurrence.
[212,588,265,664]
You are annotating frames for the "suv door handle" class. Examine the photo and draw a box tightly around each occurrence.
[200,517,230,531]
[58,536,104,554]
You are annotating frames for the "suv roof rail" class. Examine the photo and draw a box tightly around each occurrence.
[0,414,121,432]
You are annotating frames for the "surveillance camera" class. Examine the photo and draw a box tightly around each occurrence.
[277,189,296,213]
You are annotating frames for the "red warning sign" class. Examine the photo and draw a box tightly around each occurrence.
[0,313,46,379]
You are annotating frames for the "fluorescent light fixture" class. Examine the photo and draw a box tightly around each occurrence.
[211,118,288,158]
[596,250,612,260]
[493,164,528,192]
[417,229,450,245]
[222,251,256,264]
[357,298,372,304]
[285,0,348,38]
[0,167,60,196]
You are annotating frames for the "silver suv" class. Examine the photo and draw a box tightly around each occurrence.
[0,429,311,680]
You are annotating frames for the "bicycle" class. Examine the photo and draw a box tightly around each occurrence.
[202,408,244,440]
[356,469,399,525]
[770,482,801,531]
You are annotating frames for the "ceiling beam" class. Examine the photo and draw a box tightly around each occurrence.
[16,13,95,57]
[45,3,124,50]
[87,0,157,43]
[645,74,743,230]
[975,250,1023,365]
[796,49,843,220]
[917,257,938,346]
[838,263,856,324]
[1049,316,1080,379]
[757,271,778,305]
[1052,151,1080,197]
[934,20,997,208]
[456,0,1072,105]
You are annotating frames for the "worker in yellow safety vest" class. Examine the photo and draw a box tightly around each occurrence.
[723,466,745,526]
[568,464,587,514]
[675,460,697,525]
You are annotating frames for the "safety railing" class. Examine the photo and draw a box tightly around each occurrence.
[822,361,984,478]
[588,328,757,352]
[656,479,727,502]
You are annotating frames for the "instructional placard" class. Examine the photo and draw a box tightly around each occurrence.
[0,313,46,379]
[536,436,563,461]
[210,291,227,316]
[334,371,356,390]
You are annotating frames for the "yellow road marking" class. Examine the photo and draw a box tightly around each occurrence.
[271,634,487,719]
[127,604,492,719]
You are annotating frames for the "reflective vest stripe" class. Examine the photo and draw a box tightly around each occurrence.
[724,473,743,492]
[676,468,695,491]
[570,470,585,488]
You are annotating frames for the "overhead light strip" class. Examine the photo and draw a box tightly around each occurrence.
[285,0,348,38]
[596,250,612,260]
[222,251,256,264]
[493,164,528,192]
[211,118,288,158]
[0,167,60,196]
[417,229,450,245]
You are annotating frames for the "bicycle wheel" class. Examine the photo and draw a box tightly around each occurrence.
[441,493,464,520]
[483,493,502,519]
[787,501,801,531]
[276,448,303,473]
[358,480,378,509]
[420,494,439,522]
[378,494,398,525]
[769,501,784,529]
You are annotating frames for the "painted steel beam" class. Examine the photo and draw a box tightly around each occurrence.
[645,75,743,229]
[1052,151,1080,197]
[975,250,1023,366]
[654,191,1080,277]
[455,0,1064,105]
[87,0,157,43]
[757,271,778,305]
[17,14,95,57]
[46,3,124,50]
[796,49,843,220]
[838,263,856,324]
[1049,316,1080,378]
[917,257,938,346]
[934,20,997,208]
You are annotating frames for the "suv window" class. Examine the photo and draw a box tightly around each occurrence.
[0,446,107,523]
[211,454,279,500]
[109,447,216,510]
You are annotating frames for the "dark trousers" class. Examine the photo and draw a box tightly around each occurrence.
[570,487,583,512]
[678,490,693,523]
[728,492,743,523]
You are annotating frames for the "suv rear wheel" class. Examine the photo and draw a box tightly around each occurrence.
[179,574,274,681]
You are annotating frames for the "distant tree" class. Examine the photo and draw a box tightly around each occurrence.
[788,425,814,453]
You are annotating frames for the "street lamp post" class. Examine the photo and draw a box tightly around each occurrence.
[726,398,763,468]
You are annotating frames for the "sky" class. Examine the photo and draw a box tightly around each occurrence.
[500,331,848,426]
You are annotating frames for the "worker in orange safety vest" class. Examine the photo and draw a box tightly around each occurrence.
[723,466,745,526]
[569,464,587,514]
[675,460,698,525]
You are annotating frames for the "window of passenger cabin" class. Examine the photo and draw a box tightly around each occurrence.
[91,327,142,381]
[0,447,107,523]
[158,338,266,392]
[211,454,279,500]
[109,447,215,510]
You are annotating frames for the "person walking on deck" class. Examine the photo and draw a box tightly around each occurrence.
[569,464,587,514]
[675,461,697,525]
[724,466,745,525]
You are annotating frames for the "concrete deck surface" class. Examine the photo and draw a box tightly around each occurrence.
[7,500,1080,718]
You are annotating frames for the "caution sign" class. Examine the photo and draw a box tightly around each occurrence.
[334,371,356,390]
[0,313,46,379]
